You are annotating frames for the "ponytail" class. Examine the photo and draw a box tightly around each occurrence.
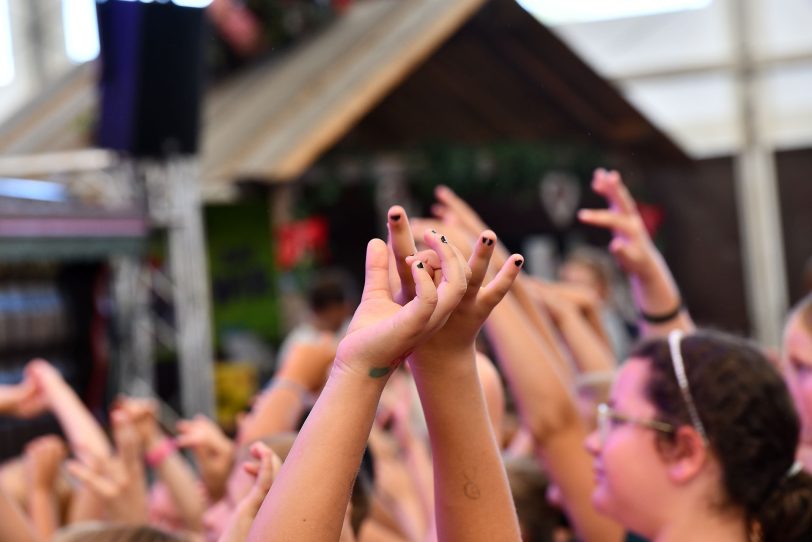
[757,469,812,542]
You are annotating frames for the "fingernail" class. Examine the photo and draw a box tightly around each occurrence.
[390,213,401,222]
[417,262,424,269]
[515,260,523,267]
[440,235,448,244]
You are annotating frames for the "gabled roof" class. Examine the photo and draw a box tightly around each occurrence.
[0,0,688,200]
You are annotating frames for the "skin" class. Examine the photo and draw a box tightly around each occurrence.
[248,235,466,542]
[578,169,695,338]
[783,315,812,459]
[585,359,745,542]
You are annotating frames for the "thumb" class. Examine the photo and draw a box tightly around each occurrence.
[360,239,394,302]
[609,238,636,271]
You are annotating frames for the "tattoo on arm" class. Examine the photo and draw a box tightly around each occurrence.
[463,469,481,500]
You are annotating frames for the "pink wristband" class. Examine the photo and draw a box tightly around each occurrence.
[145,437,177,468]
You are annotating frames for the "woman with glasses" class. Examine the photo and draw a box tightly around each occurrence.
[586,330,812,542]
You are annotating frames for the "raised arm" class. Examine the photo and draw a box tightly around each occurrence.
[422,187,576,382]
[24,436,66,541]
[218,442,281,542]
[531,282,617,375]
[119,396,206,532]
[405,228,524,542]
[578,169,694,337]
[248,236,466,542]
[176,414,236,502]
[237,339,335,445]
[25,359,112,462]
[485,294,624,542]
[0,487,39,542]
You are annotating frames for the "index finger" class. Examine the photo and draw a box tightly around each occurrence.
[387,205,417,301]
[592,169,637,215]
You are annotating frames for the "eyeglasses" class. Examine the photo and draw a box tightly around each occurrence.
[596,403,675,444]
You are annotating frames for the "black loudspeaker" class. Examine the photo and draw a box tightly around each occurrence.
[96,1,206,157]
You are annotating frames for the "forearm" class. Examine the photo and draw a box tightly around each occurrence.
[630,254,695,337]
[512,277,575,382]
[410,352,520,542]
[535,427,624,542]
[149,440,205,531]
[45,382,111,460]
[27,489,57,541]
[0,488,39,542]
[400,435,434,526]
[248,366,385,542]
[556,311,617,374]
[485,295,578,442]
[238,383,306,445]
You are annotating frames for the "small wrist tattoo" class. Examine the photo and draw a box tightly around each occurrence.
[368,367,391,378]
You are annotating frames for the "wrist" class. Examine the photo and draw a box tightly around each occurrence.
[638,298,683,324]
[408,348,477,378]
[327,363,389,395]
[145,436,177,468]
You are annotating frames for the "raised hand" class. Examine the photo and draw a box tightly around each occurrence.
[578,168,694,334]
[577,169,658,277]
[334,236,467,380]
[404,231,525,542]
[115,396,162,450]
[176,415,235,501]
[0,381,47,418]
[237,442,282,514]
[247,235,469,542]
[67,410,148,523]
[218,442,282,542]
[408,230,523,358]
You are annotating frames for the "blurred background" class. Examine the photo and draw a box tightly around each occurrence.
[0,0,809,457]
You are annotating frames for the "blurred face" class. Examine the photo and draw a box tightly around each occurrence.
[559,261,606,301]
[783,317,812,444]
[584,358,672,537]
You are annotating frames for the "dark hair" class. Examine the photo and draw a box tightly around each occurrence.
[632,331,812,542]
[307,272,350,312]
[505,457,561,542]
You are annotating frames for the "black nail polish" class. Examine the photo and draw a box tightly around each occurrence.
[417,262,424,269]
[440,235,448,244]
[515,260,523,267]
[487,239,494,246]
[390,214,401,222]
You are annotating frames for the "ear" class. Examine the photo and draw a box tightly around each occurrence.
[664,426,709,484]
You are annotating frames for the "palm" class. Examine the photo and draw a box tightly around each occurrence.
[336,297,406,374]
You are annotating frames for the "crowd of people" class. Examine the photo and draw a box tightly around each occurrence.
[1,169,811,542]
